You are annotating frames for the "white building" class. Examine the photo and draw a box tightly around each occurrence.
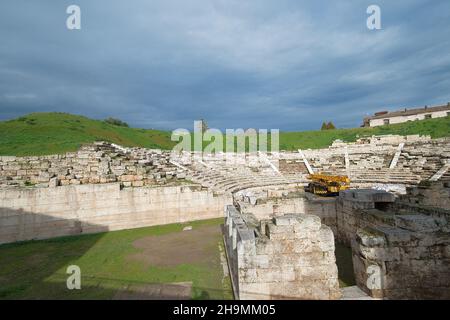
[363,103,450,127]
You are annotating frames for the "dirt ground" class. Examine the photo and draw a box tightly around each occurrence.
[128,224,221,268]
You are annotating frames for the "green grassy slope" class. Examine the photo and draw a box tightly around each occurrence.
[279,116,450,150]
[0,112,449,156]
[0,113,176,156]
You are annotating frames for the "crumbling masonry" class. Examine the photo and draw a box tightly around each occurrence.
[1,134,449,299]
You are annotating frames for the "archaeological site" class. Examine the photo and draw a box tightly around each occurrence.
[1,134,449,300]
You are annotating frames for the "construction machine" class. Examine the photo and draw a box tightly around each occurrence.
[306,173,351,196]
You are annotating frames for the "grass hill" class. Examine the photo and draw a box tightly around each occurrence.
[279,116,450,150]
[0,113,176,156]
[0,112,449,156]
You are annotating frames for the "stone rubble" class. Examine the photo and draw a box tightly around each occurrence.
[0,142,185,188]
[1,134,449,300]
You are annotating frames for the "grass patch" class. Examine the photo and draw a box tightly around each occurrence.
[0,112,176,156]
[0,218,232,300]
[0,112,449,156]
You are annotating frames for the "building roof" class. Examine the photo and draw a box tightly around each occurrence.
[365,104,450,121]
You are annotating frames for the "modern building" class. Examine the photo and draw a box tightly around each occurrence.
[363,103,450,127]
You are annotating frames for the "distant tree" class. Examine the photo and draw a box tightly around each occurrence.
[321,121,336,130]
[104,117,129,127]
[326,121,336,130]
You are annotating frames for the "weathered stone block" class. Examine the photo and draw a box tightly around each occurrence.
[395,215,440,233]
[132,181,144,187]
[356,227,387,247]
[293,214,322,233]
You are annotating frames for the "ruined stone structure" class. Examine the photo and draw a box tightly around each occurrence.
[342,188,450,299]
[1,135,449,191]
[0,134,449,299]
[0,142,185,188]
[224,206,340,300]
[0,184,230,245]
[224,185,450,300]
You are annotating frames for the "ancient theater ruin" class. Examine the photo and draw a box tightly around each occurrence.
[0,134,449,299]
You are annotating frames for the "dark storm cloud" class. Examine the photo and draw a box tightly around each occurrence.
[0,0,449,130]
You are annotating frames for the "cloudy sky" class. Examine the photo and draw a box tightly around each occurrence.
[1,0,449,131]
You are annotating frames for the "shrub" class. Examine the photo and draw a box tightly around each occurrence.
[104,117,129,127]
[321,121,336,130]
[326,121,336,130]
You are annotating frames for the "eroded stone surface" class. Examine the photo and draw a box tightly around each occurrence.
[1,135,449,300]
[224,206,341,300]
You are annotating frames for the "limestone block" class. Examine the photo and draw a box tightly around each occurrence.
[375,226,413,246]
[416,233,442,247]
[443,245,450,259]
[341,189,395,203]
[35,183,49,188]
[395,215,440,233]
[37,172,51,182]
[253,254,270,268]
[132,181,144,187]
[255,268,284,283]
[89,177,100,184]
[239,283,271,300]
[0,156,16,162]
[399,246,431,260]
[267,229,296,241]
[119,175,135,182]
[294,251,330,267]
[295,264,338,281]
[408,259,438,273]
[239,268,258,283]
[318,227,335,251]
[293,214,322,233]
[60,179,70,186]
[280,266,296,282]
[274,215,297,226]
[49,177,59,188]
[176,173,186,179]
[355,227,387,247]
[358,246,401,262]
[3,164,22,171]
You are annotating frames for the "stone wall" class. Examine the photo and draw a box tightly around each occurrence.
[400,181,450,209]
[224,205,340,300]
[0,184,231,244]
[336,189,450,299]
[352,222,450,299]
[236,189,338,234]
[0,142,184,188]
[1,135,449,194]
[336,189,397,246]
[278,135,450,184]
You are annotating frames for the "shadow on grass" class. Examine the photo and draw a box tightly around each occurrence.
[0,208,109,299]
[0,209,232,300]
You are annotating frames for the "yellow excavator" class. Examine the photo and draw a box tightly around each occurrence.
[306,173,351,196]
